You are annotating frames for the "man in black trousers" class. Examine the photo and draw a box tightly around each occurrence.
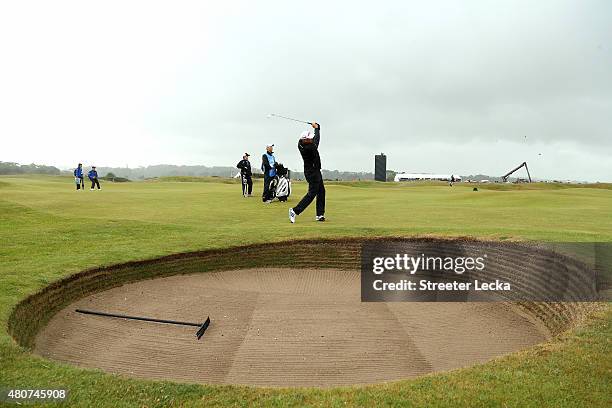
[73,163,84,190]
[261,143,277,203]
[236,153,253,197]
[289,122,325,223]
[88,166,101,190]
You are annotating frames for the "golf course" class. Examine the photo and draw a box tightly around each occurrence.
[1,175,611,407]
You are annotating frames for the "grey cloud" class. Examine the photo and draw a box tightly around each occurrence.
[3,0,610,181]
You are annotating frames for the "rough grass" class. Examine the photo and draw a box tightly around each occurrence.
[0,175,611,407]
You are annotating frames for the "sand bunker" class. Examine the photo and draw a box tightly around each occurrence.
[35,268,549,387]
[12,239,595,387]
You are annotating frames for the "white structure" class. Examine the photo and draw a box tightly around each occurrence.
[394,173,461,182]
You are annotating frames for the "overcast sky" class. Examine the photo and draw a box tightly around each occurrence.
[1,0,610,181]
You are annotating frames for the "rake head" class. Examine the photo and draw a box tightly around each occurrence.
[196,316,211,340]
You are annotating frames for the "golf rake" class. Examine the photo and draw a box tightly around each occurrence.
[76,309,211,340]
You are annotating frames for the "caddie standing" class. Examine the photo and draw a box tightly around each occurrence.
[261,143,276,203]
[237,153,253,197]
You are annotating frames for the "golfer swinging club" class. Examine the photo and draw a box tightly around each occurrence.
[289,122,325,223]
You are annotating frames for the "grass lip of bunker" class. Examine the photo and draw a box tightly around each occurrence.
[9,237,600,387]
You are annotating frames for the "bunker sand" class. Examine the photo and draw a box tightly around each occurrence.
[35,268,549,387]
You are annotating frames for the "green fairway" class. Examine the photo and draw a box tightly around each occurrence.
[1,175,611,407]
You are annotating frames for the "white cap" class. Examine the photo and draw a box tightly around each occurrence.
[266,143,274,148]
[300,130,314,140]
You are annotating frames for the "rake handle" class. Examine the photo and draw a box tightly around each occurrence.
[75,308,202,327]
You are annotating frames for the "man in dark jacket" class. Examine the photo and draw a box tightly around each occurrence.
[73,163,84,190]
[261,143,276,202]
[289,122,325,223]
[236,153,253,197]
[88,166,100,190]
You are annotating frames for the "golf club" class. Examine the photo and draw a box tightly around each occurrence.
[76,308,211,340]
[267,113,312,125]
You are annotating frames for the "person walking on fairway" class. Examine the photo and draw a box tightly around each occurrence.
[73,163,84,190]
[237,153,253,197]
[88,166,101,190]
[289,122,325,223]
[261,143,276,202]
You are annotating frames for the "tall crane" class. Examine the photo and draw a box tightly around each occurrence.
[502,162,532,183]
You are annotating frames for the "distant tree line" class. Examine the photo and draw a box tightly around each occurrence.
[462,174,504,182]
[97,164,377,181]
[1,161,509,183]
[292,169,374,181]
[0,161,382,181]
[0,161,60,175]
[100,172,130,182]
[96,165,239,180]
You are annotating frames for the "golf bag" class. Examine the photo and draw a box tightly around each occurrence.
[267,163,291,202]
[241,174,249,197]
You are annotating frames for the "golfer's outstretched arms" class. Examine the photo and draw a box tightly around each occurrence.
[312,122,320,147]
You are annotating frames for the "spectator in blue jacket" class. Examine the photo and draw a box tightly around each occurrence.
[88,166,101,190]
[73,163,84,190]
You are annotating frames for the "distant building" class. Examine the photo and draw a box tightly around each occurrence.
[394,173,461,182]
[374,154,387,182]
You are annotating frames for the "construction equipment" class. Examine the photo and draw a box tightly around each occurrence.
[502,162,532,183]
[76,309,211,340]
